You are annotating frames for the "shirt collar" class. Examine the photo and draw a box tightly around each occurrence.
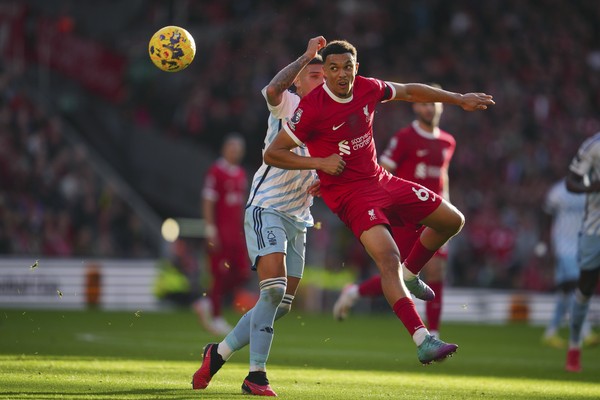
[323,82,353,103]
[412,120,440,139]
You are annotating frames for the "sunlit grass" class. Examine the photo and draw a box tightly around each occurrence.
[0,310,598,399]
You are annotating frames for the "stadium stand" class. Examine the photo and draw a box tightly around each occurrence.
[2,0,600,294]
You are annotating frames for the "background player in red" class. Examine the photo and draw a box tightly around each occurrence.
[333,90,455,339]
[264,39,494,365]
[194,133,250,335]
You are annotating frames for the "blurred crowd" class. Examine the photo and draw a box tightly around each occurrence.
[0,66,158,258]
[4,0,600,289]
[124,0,600,289]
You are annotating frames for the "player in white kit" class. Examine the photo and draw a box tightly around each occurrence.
[192,36,326,396]
[541,178,597,348]
[565,131,600,372]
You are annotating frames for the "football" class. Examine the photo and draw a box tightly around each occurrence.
[148,26,196,72]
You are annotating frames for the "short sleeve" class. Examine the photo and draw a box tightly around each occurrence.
[362,77,395,102]
[261,86,299,120]
[283,99,316,146]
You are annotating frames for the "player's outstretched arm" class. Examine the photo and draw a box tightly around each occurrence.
[264,36,326,107]
[390,82,495,111]
[264,129,345,175]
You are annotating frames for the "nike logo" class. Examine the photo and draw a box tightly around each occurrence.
[332,122,345,131]
[416,149,429,157]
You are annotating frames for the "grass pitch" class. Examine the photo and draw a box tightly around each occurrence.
[0,309,598,399]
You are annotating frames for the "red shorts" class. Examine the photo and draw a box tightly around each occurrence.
[336,175,442,239]
[391,225,449,262]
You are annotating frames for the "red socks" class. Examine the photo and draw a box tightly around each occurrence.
[425,282,443,331]
[392,297,425,336]
[358,275,383,297]
[404,240,436,275]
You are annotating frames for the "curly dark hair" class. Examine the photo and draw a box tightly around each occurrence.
[320,40,357,62]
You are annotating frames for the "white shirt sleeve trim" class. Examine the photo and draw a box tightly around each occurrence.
[382,81,397,103]
[283,123,305,147]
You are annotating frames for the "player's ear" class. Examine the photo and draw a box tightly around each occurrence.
[355,62,359,74]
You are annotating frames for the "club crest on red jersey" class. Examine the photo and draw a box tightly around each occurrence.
[288,108,303,131]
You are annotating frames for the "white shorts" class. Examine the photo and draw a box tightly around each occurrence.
[578,233,600,271]
[244,206,307,278]
[554,255,579,284]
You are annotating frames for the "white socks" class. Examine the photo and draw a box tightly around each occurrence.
[413,327,430,346]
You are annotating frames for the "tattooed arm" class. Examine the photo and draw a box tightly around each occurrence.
[264,36,326,107]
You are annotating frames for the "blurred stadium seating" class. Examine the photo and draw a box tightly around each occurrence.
[1,0,600,296]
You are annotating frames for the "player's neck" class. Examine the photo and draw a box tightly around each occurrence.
[412,120,439,138]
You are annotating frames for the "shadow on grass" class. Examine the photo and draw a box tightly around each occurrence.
[0,389,240,399]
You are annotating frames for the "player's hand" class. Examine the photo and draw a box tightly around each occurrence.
[205,224,220,252]
[460,93,495,111]
[307,179,321,197]
[305,36,326,59]
[319,154,346,176]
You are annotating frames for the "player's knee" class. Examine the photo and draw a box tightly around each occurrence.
[378,253,402,276]
[259,277,287,307]
[451,208,465,234]
[377,253,402,280]
[434,202,464,237]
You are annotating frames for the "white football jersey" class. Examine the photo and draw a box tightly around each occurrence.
[569,131,600,235]
[246,87,317,226]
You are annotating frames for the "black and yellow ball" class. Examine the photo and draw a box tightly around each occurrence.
[148,26,196,72]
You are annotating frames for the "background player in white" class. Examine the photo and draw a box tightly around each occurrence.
[192,36,326,396]
[565,131,600,372]
[333,92,455,340]
[541,178,598,348]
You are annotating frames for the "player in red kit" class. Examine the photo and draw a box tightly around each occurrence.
[334,91,455,339]
[194,133,250,335]
[264,39,494,364]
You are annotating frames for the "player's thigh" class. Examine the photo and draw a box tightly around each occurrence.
[285,224,307,280]
[577,268,600,296]
[256,252,286,281]
[419,198,464,232]
[281,219,307,295]
[360,224,400,268]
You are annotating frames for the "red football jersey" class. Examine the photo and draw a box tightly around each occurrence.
[202,158,247,243]
[380,121,455,196]
[284,75,394,212]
